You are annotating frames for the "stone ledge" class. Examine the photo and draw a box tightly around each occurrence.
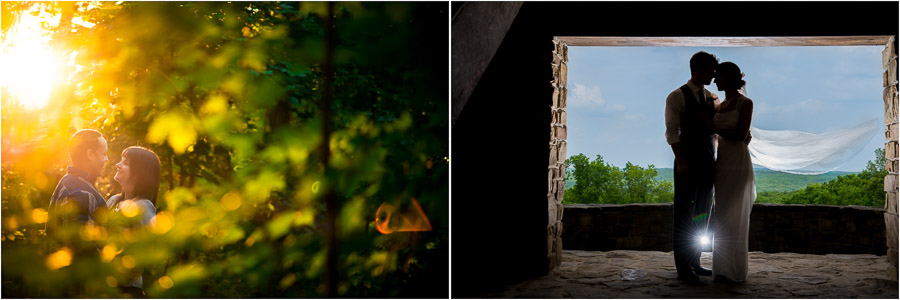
[562,203,887,255]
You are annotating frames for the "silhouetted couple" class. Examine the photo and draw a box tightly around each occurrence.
[46,129,161,297]
[665,51,756,283]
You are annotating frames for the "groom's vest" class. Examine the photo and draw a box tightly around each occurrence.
[678,84,716,160]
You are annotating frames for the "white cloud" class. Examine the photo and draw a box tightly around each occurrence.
[608,104,626,112]
[570,83,626,112]
[624,114,644,121]
[571,83,606,107]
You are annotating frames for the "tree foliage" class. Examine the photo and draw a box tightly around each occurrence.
[2,2,447,298]
[564,149,887,207]
[563,153,673,204]
[757,148,887,207]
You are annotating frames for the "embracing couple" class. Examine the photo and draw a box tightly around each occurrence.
[45,129,161,297]
[665,51,756,283]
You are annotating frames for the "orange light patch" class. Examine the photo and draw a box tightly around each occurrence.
[375,197,432,234]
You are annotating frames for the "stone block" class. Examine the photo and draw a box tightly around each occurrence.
[552,88,560,108]
[612,225,630,237]
[549,146,559,165]
[620,214,634,225]
[632,224,649,236]
[887,191,898,213]
[890,59,898,86]
[602,213,619,226]
[557,126,567,140]
[884,39,896,68]
[846,222,857,233]
[548,201,558,226]
[887,141,899,160]
[887,123,899,141]
[560,63,567,87]
[634,214,649,225]
[557,202,564,223]
[557,181,566,198]
[889,160,899,174]
[819,219,833,231]
[558,141,567,161]
[560,87,567,108]
[886,213,898,248]
[577,213,592,229]
[555,221,563,238]
[556,236,563,263]
[886,176,898,193]
[560,110,567,124]
[890,249,898,268]
[629,236,643,249]
[884,85,898,124]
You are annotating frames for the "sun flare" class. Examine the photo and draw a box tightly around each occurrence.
[1,5,65,110]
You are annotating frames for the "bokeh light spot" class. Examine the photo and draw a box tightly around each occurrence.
[46,248,72,270]
[158,276,174,290]
[106,276,118,287]
[121,255,136,269]
[220,192,242,211]
[31,208,48,223]
[151,212,175,235]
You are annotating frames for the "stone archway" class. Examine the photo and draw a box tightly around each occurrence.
[545,35,899,271]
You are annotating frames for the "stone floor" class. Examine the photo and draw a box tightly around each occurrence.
[479,250,899,298]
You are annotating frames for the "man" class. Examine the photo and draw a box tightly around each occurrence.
[664,51,718,282]
[46,129,109,250]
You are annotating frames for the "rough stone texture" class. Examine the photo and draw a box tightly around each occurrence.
[562,203,887,255]
[884,36,899,271]
[479,250,899,298]
[546,38,568,270]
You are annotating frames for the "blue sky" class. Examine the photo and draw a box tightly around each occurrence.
[565,46,885,172]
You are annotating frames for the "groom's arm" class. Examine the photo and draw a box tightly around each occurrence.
[665,91,689,177]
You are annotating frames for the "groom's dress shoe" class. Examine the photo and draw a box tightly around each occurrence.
[677,271,699,282]
[693,266,713,276]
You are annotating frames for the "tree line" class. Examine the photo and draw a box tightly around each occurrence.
[563,149,886,207]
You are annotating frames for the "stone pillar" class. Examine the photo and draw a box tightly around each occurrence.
[883,36,899,272]
[546,37,568,270]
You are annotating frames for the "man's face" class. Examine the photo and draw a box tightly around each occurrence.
[86,137,109,177]
[700,62,717,85]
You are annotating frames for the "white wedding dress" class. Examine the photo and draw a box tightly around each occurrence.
[711,94,756,283]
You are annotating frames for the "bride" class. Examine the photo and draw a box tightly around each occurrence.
[702,61,756,283]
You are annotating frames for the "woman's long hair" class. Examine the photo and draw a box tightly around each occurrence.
[121,146,161,206]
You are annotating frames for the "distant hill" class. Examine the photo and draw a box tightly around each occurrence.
[566,168,856,193]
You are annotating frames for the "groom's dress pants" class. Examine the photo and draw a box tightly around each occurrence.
[673,156,714,275]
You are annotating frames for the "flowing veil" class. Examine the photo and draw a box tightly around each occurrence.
[740,86,880,175]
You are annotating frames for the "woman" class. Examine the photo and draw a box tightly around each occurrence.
[703,61,756,283]
[107,146,161,297]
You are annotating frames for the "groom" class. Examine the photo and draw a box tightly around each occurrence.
[664,51,719,282]
[46,129,109,251]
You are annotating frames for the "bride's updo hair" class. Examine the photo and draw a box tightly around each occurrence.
[717,62,746,89]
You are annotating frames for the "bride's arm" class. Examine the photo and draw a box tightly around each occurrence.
[717,100,753,141]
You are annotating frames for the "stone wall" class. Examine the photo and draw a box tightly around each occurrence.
[546,37,568,270]
[882,36,899,270]
[563,203,887,255]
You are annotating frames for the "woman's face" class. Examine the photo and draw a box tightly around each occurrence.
[714,75,730,92]
[114,155,132,188]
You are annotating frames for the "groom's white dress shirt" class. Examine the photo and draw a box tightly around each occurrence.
[664,80,708,145]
